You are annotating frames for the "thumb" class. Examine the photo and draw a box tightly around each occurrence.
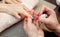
[40,17,48,24]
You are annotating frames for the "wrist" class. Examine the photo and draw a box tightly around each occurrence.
[54,24,60,37]
[55,24,60,33]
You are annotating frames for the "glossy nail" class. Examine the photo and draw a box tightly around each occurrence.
[24,15,28,19]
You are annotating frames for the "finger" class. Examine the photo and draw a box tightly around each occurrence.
[36,18,44,36]
[17,0,22,3]
[35,20,40,30]
[28,16,32,25]
[39,17,49,24]
[22,4,30,11]
[18,7,30,16]
[23,4,35,15]
[23,18,27,31]
[28,9,35,15]
[40,5,54,15]
[24,15,32,25]
[0,8,6,12]
[13,13,22,20]
[24,17,28,25]
[2,0,5,4]
[12,0,22,4]
[38,28,44,37]
[23,16,29,31]
[5,0,14,4]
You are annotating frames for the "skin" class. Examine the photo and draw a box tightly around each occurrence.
[2,0,22,4]
[0,0,30,20]
[0,4,29,20]
[39,5,60,37]
[23,5,60,37]
[0,0,60,36]
[23,13,44,37]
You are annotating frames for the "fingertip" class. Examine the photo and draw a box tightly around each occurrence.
[24,15,28,19]
[13,13,22,20]
[23,19,27,31]
[39,17,45,22]
[24,18,28,25]
[40,5,45,15]
[38,29,44,36]
[17,0,22,3]
[28,9,35,15]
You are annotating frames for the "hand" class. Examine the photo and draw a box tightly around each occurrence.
[39,5,59,31]
[0,4,29,20]
[39,5,60,36]
[3,0,22,4]
[1,0,31,20]
[23,13,44,37]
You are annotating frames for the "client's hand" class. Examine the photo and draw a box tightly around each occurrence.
[2,0,22,4]
[39,5,60,36]
[0,0,31,20]
[39,5,59,31]
[0,4,29,20]
[23,13,44,37]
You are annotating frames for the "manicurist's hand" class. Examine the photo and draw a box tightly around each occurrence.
[23,12,44,37]
[39,5,60,37]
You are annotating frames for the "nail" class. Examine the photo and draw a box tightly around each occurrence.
[24,15,28,19]
[37,12,40,16]
[36,17,39,20]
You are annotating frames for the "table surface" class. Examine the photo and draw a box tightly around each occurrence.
[0,0,58,37]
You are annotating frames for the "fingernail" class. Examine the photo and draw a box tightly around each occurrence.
[37,12,40,16]
[24,16,28,19]
[36,17,39,21]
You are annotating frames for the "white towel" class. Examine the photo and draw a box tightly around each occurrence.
[0,13,19,32]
